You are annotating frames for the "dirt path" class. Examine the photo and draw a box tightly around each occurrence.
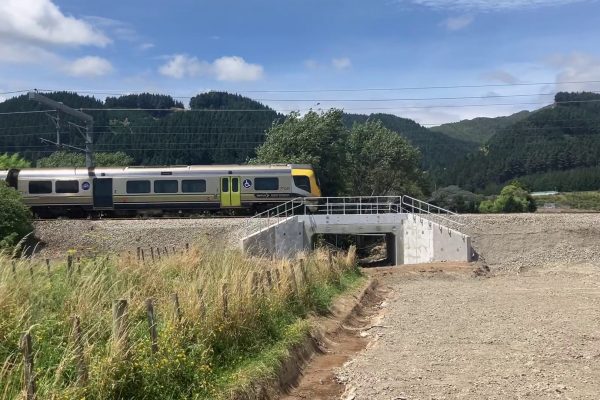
[335,263,600,399]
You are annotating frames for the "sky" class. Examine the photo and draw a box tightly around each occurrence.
[0,0,599,125]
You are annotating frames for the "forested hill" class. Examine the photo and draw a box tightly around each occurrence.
[0,91,281,165]
[442,92,600,192]
[343,113,476,175]
[430,110,530,144]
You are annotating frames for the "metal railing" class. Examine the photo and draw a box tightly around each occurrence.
[401,195,464,226]
[241,195,463,238]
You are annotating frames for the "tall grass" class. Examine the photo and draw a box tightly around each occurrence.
[0,242,362,399]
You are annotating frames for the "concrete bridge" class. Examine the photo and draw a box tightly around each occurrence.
[240,196,472,265]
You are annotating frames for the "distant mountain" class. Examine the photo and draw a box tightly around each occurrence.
[343,113,477,175]
[442,92,600,192]
[430,110,530,144]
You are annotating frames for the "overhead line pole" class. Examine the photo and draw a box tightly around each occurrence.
[28,91,95,168]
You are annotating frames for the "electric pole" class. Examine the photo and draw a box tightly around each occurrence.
[28,91,95,168]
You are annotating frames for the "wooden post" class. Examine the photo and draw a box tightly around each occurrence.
[171,293,182,323]
[172,246,176,255]
[71,316,88,385]
[77,258,81,275]
[150,247,155,262]
[145,299,159,354]
[136,247,141,261]
[328,251,333,269]
[28,263,33,282]
[141,248,145,262]
[266,270,273,290]
[112,299,129,356]
[288,266,298,295]
[164,247,168,256]
[12,260,16,279]
[45,259,50,276]
[157,248,161,260]
[250,271,260,296]
[67,255,73,278]
[221,283,229,318]
[274,268,281,288]
[20,331,35,400]
[185,243,189,252]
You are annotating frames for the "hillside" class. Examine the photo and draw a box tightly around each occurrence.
[430,110,530,144]
[443,92,600,192]
[343,113,477,174]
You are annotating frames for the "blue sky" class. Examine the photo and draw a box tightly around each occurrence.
[0,0,599,124]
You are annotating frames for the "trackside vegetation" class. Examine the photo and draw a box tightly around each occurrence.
[0,244,363,399]
[0,182,33,249]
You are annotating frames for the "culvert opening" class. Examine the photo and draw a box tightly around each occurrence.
[316,233,395,267]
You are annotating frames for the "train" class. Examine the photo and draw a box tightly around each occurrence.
[0,164,322,217]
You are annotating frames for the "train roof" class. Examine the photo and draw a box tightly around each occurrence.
[13,164,314,179]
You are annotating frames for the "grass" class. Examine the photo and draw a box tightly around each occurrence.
[0,242,363,399]
[534,191,600,211]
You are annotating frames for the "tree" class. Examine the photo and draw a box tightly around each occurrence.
[428,185,481,213]
[479,183,537,213]
[0,182,32,249]
[346,120,425,196]
[253,110,347,195]
[0,153,31,169]
[37,151,134,168]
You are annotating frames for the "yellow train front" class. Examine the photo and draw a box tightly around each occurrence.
[0,164,322,217]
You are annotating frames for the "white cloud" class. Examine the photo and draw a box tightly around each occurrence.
[158,55,209,79]
[65,56,113,77]
[332,57,352,70]
[139,43,155,51]
[213,56,264,81]
[546,52,600,92]
[159,55,264,81]
[399,0,591,11]
[0,0,109,47]
[441,15,473,30]
[304,59,319,70]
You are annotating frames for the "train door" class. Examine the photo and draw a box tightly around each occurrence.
[93,178,114,210]
[220,176,241,207]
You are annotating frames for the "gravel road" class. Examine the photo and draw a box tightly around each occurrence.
[335,213,600,400]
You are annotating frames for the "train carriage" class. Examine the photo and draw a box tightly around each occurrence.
[0,164,321,217]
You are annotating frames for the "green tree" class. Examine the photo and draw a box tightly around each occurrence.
[0,182,33,249]
[479,183,537,213]
[346,120,425,196]
[253,110,347,195]
[37,151,134,167]
[0,153,31,169]
[429,185,481,213]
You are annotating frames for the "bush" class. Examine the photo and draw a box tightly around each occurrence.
[0,182,33,249]
[428,185,481,213]
[478,183,537,213]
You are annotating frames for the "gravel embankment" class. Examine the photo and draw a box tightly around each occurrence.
[455,213,600,272]
[32,218,250,258]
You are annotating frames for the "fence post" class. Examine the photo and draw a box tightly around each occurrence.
[136,247,141,261]
[157,248,161,260]
[171,293,182,323]
[145,299,159,354]
[250,272,260,297]
[45,259,50,276]
[172,246,176,255]
[71,315,88,385]
[185,243,189,252]
[266,270,273,290]
[274,268,281,289]
[67,255,73,278]
[150,247,155,262]
[221,283,229,318]
[328,251,333,270]
[28,263,33,282]
[164,247,168,256]
[288,266,298,296]
[20,331,35,400]
[112,299,129,356]
[141,248,145,262]
[77,258,81,275]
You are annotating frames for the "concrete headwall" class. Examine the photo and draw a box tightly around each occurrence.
[241,216,308,258]
[241,213,471,264]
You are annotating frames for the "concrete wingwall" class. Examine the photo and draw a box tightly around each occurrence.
[403,215,472,264]
[241,213,471,265]
[241,216,308,258]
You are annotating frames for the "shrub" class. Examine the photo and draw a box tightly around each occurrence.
[478,183,537,213]
[0,182,33,249]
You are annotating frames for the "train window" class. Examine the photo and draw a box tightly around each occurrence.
[29,181,52,194]
[231,178,239,192]
[182,179,206,193]
[56,180,79,194]
[154,180,178,193]
[255,177,279,190]
[126,180,151,194]
[222,178,229,192]
[293,176,311,192]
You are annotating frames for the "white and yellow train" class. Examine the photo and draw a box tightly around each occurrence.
[0,164,322,217]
